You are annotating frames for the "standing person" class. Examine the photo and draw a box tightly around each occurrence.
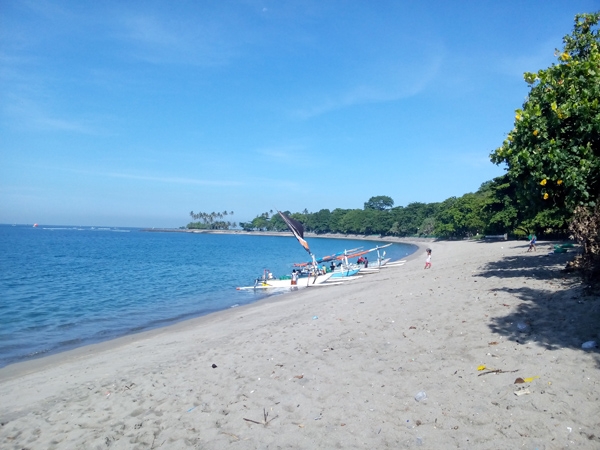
[424,248,432,269]
[291,269,298,285]
[364,257,368,268]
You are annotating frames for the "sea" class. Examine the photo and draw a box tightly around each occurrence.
[0,224,417,368]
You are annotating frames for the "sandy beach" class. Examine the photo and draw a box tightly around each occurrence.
[1,239,599,449]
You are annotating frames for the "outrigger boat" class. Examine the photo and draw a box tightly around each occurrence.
[236,211,335,291]
[296,243,396,276]
[236,269,332,291]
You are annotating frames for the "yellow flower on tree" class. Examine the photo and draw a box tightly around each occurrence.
[557,179,563,185]
[533,130,539,136]
[543,193,549,200]
[540,179,547,186]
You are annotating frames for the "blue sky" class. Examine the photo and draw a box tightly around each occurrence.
[1,1,597,228]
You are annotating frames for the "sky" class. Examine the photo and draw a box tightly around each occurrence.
[1,1,598,228]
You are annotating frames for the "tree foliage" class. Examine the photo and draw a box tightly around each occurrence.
[490,12,600,221]
[188,210,235,230]
[364,195,394,211]
[194,177,577,240]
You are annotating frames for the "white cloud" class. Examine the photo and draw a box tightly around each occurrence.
[292,50,444,119]
[103,171,244,187]
[255,143,307,161]
[3,95,99,134]
[115,10,244,67]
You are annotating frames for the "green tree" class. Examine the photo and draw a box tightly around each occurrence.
[435,193,488,238]
[361,209,392,235]
[338,209,365,234]
[269,212,289,231]
[480,176,521,235]
[419,216,437,236]
[250,216,269,231]
[391,202,438,236]
[187,210,235,230]
[490,12,600,226]
[329,208,350,234]
[364,195,394,211]
[310,209,332,234]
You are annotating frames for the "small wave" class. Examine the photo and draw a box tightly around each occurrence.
[58,338,83,346]
[25,348,50,358]
[230,304,239,308]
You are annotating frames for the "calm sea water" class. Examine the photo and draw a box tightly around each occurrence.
[0,225,416,368]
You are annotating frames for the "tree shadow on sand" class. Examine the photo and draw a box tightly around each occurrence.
[476,242,600,368]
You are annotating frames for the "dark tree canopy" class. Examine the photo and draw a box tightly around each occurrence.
[364,196,394,211]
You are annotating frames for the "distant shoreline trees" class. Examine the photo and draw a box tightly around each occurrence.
[235,186,536,240]
[187,210,236,230]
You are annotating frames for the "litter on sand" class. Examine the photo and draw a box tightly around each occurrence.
[515,376,539,384]
[514,389,531,396]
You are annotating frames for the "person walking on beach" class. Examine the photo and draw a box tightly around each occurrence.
[527,233,537,252]
[424,248,432,269]
[364,257,368,268]
[291,269,299,285]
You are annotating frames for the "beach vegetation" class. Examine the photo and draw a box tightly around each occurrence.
[490,11,600,276]
[434,193,488,238]
[187,210,236,230]
[491,12,600,220]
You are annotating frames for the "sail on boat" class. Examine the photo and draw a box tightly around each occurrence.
[236,211,333,290]
[276,211,334,285]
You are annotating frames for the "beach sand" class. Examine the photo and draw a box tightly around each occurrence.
[1,240,599,449]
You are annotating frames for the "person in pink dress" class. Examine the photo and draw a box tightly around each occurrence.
[424,248,432,269]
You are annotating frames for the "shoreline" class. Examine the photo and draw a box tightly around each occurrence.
[142,227,437,244]
[0,238,427,379]
[0,234,424,374]
[2,239,598,448]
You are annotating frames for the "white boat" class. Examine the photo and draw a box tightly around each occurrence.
[330,244,394,276]
[360,244,409,270]
[237,211,336,291]
[237,270,333,290]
